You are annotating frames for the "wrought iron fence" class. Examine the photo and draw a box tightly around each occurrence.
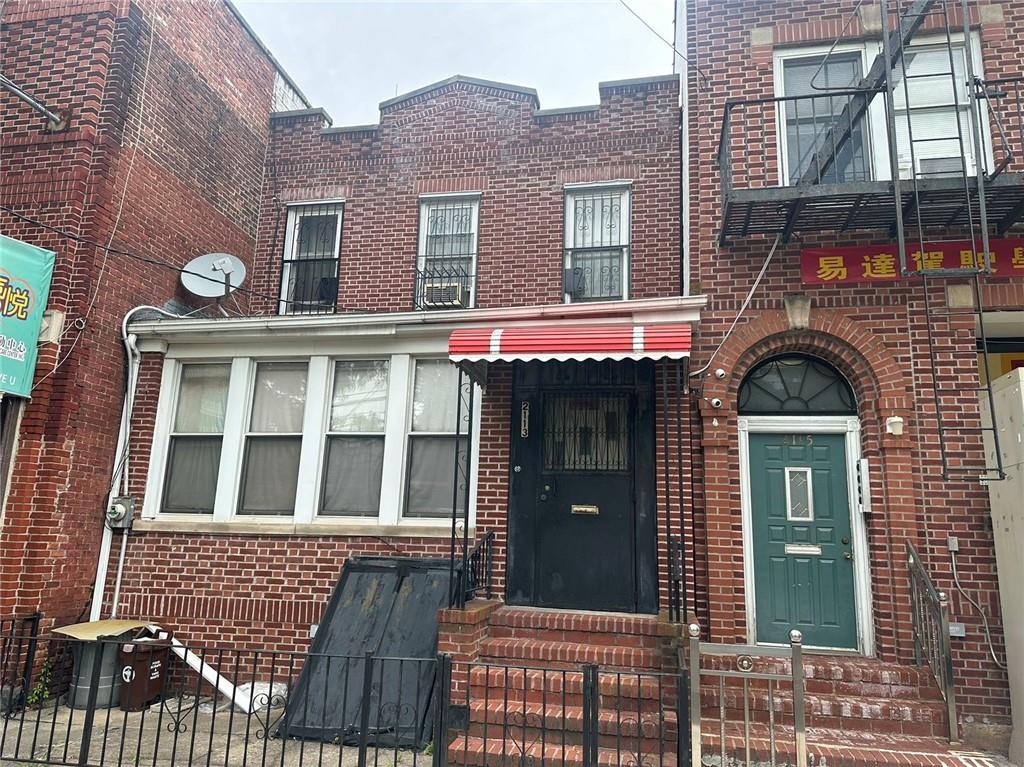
[906,541,958,743]
[0,614,39,717]
[687,623,807,767]
[414,258,475,311]
[2,624,814,767]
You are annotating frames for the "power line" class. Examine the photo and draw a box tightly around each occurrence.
[617,0,711,88]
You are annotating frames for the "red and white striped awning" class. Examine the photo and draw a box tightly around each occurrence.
[448,323,692,363]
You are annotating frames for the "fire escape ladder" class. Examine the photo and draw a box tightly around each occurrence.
[797,0,938,187]
[883,0,1006,481]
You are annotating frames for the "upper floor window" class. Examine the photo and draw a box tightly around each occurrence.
[279,202,343,315]
[415,196,479,310]
[564,186,631,303]
[781,52,871,184]
[776,36,986,186]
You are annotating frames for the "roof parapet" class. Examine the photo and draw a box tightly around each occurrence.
[380,75,540,112]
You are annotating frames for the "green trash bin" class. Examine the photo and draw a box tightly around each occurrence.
[53,620,151,711]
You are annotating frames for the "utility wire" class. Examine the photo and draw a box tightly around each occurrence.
[617,0,711,88]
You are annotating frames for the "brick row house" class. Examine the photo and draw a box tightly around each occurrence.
[2,0,1023,763]
[0,0,307,624]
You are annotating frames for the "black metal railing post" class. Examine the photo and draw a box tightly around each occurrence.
[676,664,692,767]
[19,612,40,713]
[431,654,451,767]
[78,638,108,766]
[357,652,375,767]
[581,664,599,767]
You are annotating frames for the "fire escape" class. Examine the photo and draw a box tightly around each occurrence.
[717,0,1021,480]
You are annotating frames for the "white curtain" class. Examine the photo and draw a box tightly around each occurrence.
[238,437,301,515]
[406,436,467,518]
[412,360,461,433]
[321,436,385,515]
[250,362,307,433]
[163,437,221,513]
[174,364,230,433]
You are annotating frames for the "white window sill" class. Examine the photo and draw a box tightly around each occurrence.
[134,518,470,538]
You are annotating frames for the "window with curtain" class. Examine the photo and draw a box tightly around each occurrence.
[161,364,230,513]
[238,362,307,515]
[781,52,870,184]
[563,187,630,302]
[279,203,343,315]
[405,359,468,518]
[416,197,478,309]
[320,360,389,516]
[891,44,976,177]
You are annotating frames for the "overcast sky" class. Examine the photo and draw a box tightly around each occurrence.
[233,0,678,126]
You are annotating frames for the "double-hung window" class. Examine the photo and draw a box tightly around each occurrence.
[781,52,871,184]
[416,196,479,309]
[892,43,977,177]
[405,359,468,518]
[279,203,343,314]
[320,360,389,516]
[238,362,307,515]
[161,364,230,514]
[564,186,630,302]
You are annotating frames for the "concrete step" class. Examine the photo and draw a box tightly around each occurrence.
[488,607,674,638]
[467,666,673,712]
[447,734,680,767]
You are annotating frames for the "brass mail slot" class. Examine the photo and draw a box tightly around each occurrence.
[571,504,600,515]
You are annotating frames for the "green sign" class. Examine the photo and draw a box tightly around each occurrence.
[0,234,56,398]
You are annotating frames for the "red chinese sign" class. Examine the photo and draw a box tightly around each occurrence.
[801,239,1024,285]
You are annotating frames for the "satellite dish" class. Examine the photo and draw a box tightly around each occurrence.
[180,252,247,299]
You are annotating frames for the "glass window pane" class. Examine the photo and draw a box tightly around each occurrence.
[567,249,624,301]
[250,362,307,433]
[238,436,301,515]
[412,360,464,433]
[786,468,814,521]
[570,192,626,248]
[405,436,467,518]
[295,211,340,258]
[284,260,339,308]
[421,201,477,258]
[893,47,966,108]
[163,436,221,513]
[330,360,389,432]
[174,364,230,433]
[544,394,630,472]
[320,436,385,515]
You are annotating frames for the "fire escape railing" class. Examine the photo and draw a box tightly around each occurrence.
[906,542,959,744]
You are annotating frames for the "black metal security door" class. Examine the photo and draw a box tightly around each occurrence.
[508,360,657,613]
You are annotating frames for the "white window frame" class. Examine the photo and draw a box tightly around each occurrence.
[563,183,632,303]
[773,33,991,185]
[144,351,481,532]
[278,200,344,315]
[417,194,480,309]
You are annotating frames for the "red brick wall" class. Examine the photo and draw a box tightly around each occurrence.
[100,76,684,650]
[686,0,1022,729]
[0,0,281,628]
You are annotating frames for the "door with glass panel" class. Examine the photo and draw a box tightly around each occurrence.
[749,432,857,649]
[508,361,657,613]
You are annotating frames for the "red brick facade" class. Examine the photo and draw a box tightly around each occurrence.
[0,0,297,628]
[686,0,1024,737]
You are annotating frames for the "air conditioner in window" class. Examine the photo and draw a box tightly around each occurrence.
[422,281,470,309]
[917,156,969,178]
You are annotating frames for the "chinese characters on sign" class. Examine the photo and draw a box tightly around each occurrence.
[0,234,56,398]
[800,239,1024,285]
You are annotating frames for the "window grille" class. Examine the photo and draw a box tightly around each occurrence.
[543,393,631,472]
[564,187,630,302]
[415,197,478,310]
[279,203,342,314]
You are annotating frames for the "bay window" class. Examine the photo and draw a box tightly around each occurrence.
[161,363,230,514]
[146,354,477,528]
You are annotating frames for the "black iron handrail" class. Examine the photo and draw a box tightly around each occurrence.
[907,541,959,743]
[450,530,494,609]
[0,612,40,716]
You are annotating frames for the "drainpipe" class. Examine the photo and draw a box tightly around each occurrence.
[676,0,690,296]
[90,306,181,621]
